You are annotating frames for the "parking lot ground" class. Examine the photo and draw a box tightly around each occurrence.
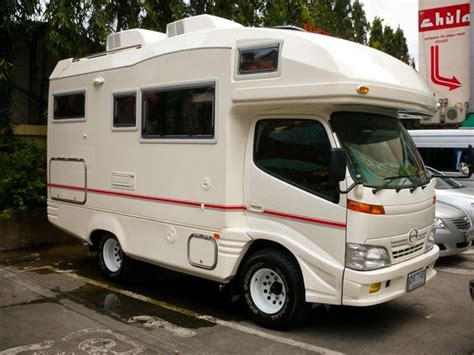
[1,242,473,355]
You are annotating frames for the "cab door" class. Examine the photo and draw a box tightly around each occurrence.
[244,117,347,304]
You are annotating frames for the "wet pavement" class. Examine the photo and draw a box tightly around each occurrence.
[1,242,473,354]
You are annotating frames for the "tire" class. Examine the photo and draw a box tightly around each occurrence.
[98,233,133,281]
[239,248,309,329]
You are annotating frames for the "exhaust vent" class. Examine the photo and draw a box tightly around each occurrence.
[166,15,242,38]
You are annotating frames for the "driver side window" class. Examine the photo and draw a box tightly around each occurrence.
[254,119,337,202]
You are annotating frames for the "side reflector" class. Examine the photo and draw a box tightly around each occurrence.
[369,282,381,293]
[213,233,221,240]
[348,199,385,215]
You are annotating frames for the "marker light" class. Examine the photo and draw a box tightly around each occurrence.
[348,199,385,215]
[357,85,370,95]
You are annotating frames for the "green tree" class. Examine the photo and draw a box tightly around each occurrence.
[333,0,354,39]
[262,0,311,27]
[368,17,384,50]
[368,17,412,65]
[392,26,410,65]
[351,0,369,44]
[0,0,40,146]
[382,25,395,55]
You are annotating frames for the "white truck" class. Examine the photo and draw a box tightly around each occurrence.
[48,15,441,328]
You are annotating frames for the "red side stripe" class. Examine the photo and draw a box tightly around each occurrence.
[264,209,346,228]
[48,183,346,228]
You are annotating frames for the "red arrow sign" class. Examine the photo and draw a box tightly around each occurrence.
[430,45,461,91]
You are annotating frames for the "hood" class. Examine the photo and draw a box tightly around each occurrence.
[436,186,474,200]
[436,201,466,219]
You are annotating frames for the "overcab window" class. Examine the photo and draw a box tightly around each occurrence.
[142,84,215,139]
[54,92,85,120]
[239,45,279,74]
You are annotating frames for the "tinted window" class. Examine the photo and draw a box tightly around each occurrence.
[142,84,214,139]
[239,46,279,74]
[418,147,469,172]
[54,93,85,120]
[254,119,337,201]
[113,93,136,127]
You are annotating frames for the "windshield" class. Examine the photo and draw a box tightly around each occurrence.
[427,167,464,189]
[331,112,429,189]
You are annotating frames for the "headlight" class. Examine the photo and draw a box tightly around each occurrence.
[426,230,435,249]
[345,243,390,271]
[434,217,447,229]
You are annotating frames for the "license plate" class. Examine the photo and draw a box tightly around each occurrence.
[407,269,426,292]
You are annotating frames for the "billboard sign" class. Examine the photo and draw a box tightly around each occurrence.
[419,0,470,124]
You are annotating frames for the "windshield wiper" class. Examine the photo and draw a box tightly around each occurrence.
[372,175,413,194]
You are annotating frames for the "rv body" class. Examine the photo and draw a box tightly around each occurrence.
[48,15,439,327]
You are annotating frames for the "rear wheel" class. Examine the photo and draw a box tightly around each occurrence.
[239,248,308,329]
[98,233,133,281]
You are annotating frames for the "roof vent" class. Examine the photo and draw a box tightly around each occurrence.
[167,20,185,37]
[107,33,122,50]
[106,29,166,51]
[166,15,242,38]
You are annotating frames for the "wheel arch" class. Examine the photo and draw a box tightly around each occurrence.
[236,230,344,305]
[86,213,127,252]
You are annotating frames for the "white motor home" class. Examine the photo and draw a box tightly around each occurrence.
[48,15,441,328]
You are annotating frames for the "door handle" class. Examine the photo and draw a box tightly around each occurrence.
[247,201,264,213]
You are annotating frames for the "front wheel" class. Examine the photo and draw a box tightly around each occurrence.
[98,233,133,281]
[239,248,309,329]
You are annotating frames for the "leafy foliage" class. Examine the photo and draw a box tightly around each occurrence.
[0,139,46,219]
[368,17,412,67]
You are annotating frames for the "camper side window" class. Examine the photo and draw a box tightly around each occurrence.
[254,119,337,202]
[54,92,85,120]
[142,84,214,139]
[113,93,136,128]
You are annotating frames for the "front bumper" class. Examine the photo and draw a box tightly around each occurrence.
[435,228,473,257]
[343,246,439,306]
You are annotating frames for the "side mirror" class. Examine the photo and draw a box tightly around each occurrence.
[329,148,347,182]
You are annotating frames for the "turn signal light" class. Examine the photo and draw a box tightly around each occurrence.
[348,199,385,215]
[369,282,381,293]
[357,85,370,95]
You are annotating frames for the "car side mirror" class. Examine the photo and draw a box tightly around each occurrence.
[329,148,347,182]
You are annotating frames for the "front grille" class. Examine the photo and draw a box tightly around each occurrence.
[392,240,425,259]
[451,217,470,230]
